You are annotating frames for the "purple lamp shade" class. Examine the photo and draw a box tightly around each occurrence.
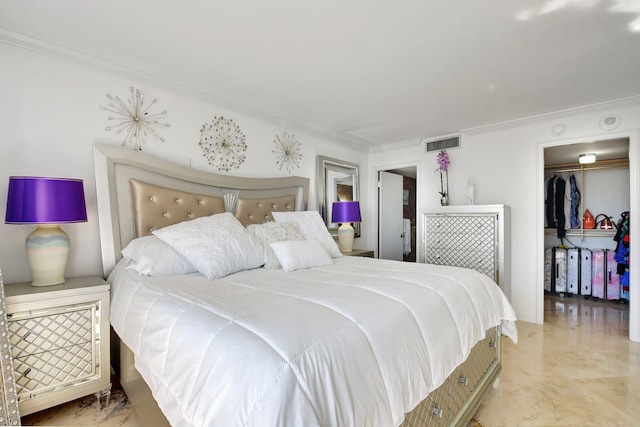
[5,176,87,224]
[332,201,361,223]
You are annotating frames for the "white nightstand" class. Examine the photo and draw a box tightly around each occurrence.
[4,276,111,416]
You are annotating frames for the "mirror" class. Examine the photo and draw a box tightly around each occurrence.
[0,269,20,426]
[316,155,360,238]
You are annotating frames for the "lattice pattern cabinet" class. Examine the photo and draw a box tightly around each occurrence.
[4,276,111,416]
[423,205,510,297]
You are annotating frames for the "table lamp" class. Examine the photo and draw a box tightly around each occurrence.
[331,201,361,253]
[5,176,87,286]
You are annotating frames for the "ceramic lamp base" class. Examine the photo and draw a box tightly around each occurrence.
[337,222,355,253]
[26,225,69,286]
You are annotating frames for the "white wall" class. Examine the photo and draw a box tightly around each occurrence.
[0,43,368,284]
[369,98,640,327]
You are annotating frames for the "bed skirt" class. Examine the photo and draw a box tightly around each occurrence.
[112,325,501,427]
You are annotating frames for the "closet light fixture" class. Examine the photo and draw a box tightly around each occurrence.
[578,153,596,164]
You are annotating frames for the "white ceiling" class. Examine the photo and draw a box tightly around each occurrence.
[2,0,640,149]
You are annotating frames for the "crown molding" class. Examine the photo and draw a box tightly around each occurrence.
[0,28,373,152]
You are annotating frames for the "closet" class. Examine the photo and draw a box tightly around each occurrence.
[544,139,630,303]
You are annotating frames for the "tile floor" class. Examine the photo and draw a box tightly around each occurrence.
[20,295,638,426]
[474,294,638,426]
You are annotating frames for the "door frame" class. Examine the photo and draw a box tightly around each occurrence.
[536,129,640,341]
[372,161,420,261]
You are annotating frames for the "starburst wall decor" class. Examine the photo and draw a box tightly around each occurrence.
[100,86,169,151]
[199,116,247,172]
[273,132,302,173]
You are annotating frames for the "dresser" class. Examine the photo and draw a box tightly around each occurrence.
[4,276,111,416]
[423,205,510,298]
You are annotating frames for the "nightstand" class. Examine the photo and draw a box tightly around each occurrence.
[4,276,111,416]
[341,249,375,258]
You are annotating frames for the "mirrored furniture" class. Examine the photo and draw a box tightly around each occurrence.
[4,276,111,416]
[0,269,20,426]
[423,204,511,298]
[316,155,360,237]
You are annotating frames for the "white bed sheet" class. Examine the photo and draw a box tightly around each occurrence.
[109,256,517,427]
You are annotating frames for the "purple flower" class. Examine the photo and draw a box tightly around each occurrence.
[436,150,450,172]
[435,150,450,199]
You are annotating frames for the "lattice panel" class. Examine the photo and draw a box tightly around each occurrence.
[9,308,93,358]
[13,342,95,398]
[7,303,99,399]
[400,327,500,427]
[424,214,498,281]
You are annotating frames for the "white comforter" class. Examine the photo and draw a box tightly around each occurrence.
[109,256,517,427]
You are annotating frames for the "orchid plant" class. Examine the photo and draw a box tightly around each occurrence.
[435,150,450,204]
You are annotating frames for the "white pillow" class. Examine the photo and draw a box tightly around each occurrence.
[152,212,265,280]
[121,235,197,276]
[270,240,333,272]
[272,211,343,258]
[246,221,305,269]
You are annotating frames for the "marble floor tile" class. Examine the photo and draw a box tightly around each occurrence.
[19,295,636,426]
[474,294,638,427]
[20,377,143,427]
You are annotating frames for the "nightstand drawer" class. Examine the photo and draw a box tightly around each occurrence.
[13,341,96,399]
[8,303,95,358]
[4,276,111,416]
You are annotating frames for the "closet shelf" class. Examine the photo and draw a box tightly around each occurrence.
[544,228,616,238]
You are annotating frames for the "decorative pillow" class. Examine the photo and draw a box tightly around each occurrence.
[272,211,343,258]
[152,212,265,280]
[121,235,197,276]
[246,221,305,269]
[270,240,333,272]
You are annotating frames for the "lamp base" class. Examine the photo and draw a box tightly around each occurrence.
[337,222,355,253]
[26,225,69,286]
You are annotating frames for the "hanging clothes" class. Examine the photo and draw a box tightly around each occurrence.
[564,177,571,231]
[613,211,630,299]
[545,173,580,236]
[554,175,566,238]
[568,174,581,228]
[614,211,630,269]
[545,175,558,228]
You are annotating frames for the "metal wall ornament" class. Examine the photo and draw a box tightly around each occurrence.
[273,132,302,173]
[199,116,247,172]
[100,86,170,151]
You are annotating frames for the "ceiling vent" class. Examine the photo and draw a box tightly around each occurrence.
[424,135,461,153]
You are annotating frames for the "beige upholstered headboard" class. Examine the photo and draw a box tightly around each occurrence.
[93,145,309,277]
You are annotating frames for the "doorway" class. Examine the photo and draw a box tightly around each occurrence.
[539,134,638,342]
[378,166,417,261]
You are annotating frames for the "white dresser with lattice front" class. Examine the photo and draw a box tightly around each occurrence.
[4,276,111,416]
[423,205,510,298]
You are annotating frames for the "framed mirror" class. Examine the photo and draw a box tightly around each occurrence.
[316,155,360,238]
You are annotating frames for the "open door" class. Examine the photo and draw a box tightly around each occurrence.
[378,171,403,260]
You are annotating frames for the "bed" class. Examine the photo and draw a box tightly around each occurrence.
[93,144,517,427]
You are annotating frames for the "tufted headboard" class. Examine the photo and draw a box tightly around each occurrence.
[93,145,309,277]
